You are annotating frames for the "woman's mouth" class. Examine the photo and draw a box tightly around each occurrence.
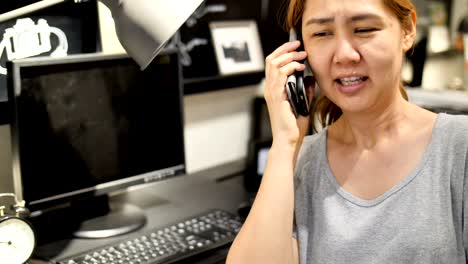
[335,76,369,93]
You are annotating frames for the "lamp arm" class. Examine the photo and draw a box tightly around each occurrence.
[0,0,72,23]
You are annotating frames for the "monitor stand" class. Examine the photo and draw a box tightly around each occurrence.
[73,202,146,238]
[30,195,147,242]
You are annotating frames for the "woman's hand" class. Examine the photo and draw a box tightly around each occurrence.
[264,40,313,148]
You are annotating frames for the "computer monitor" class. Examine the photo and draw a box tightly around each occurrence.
[7,49,185,239]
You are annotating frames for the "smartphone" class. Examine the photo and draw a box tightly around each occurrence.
[285,29,314,117]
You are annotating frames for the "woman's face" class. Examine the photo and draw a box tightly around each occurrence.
[301,0,415,114]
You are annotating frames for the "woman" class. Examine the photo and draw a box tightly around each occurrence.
[226,0,468,263]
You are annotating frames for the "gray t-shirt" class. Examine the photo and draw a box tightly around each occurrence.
[294,113,468,263]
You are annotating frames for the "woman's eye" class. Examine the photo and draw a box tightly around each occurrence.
[313,31,332,37]
[355,28,378,34]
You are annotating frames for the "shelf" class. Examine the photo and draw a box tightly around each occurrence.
[183,71,264,95]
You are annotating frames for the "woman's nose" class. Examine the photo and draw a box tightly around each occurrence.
[333,37,360,65]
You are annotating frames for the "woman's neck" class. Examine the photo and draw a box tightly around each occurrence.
[329,96,417,149]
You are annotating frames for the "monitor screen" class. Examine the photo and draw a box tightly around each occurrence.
[7,50,185,238]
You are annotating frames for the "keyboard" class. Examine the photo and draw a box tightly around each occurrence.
[56,209,242,264]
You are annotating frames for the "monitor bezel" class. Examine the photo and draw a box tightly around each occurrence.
[7,49,186,213]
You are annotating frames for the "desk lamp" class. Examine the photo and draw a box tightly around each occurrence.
[0,0,204,69]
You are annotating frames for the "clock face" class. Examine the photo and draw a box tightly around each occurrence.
[0,217,35,264]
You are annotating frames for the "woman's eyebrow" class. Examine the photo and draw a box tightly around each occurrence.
[304,13,383,26]
[304,17,334,26]
[350,13,382,22]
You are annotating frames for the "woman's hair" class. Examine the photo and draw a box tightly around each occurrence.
[285,0,416,131]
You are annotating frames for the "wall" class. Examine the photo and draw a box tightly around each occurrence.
[184,85,261,173]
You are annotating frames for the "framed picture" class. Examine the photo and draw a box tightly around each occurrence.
[209,20,264,75]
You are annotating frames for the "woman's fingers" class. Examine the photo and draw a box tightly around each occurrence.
[266,51,307,72]
[263,40,308,101]
[266,41,307,69]
[263,41,312,145]
[265,41,307,93]
[271,61,306,79]
[267,40,301,59]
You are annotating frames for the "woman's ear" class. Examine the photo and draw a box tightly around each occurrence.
[402,10,417,52]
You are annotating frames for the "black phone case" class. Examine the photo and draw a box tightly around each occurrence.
[285,29,313,117]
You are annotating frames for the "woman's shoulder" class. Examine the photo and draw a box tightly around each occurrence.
[295,130,327,185]
[438,112,468,122]
[433,113,468,148]
[437,113,468,135]
[296,130,327,168]
[301,130,326,153]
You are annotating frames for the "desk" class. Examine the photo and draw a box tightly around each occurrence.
[30,160,251,263]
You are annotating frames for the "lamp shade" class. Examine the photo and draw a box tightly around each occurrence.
[100,0,204,69]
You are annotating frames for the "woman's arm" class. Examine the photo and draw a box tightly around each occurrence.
[226,39,310,264]
[226,142,299,264]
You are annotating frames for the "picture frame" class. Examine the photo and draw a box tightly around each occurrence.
[209,20,264,75]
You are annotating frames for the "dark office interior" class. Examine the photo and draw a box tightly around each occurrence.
[0,0,468,263]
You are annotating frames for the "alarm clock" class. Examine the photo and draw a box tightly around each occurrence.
[0,193,35,264]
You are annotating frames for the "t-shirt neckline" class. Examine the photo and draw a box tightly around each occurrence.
[322,113,443,207]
